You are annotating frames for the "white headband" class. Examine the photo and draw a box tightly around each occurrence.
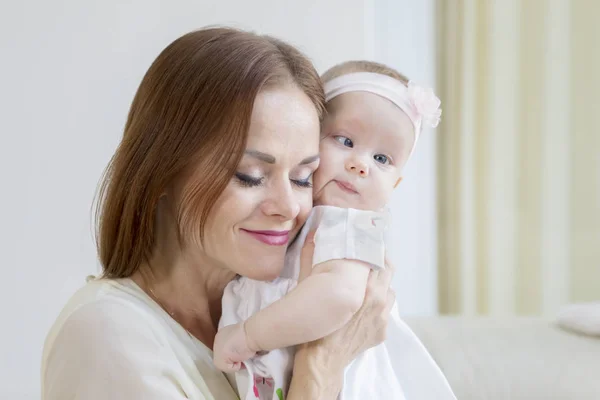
[323,72,442,158]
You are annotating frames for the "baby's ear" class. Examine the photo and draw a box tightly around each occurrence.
[394,177,403,189]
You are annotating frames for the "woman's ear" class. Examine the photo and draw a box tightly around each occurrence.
[394,177,403,189]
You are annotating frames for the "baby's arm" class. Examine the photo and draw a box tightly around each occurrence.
[244,258,370,352]
[213,259,371,372]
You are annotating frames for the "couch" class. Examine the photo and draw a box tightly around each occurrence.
[405,317,600,399]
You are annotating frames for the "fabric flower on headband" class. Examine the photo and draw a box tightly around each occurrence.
[407,81,442,128]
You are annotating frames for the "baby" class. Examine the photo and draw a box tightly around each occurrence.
[214,61,453,400]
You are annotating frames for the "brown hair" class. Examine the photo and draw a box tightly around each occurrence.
[321,60,409,85]
[96,27,325,278]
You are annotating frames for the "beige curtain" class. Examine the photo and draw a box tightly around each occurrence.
[437,0,600,316]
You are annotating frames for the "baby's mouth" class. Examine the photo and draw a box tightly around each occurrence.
[333,180,359,195]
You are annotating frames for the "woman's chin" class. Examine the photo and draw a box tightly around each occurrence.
[245,269,281,282]
[238,260,284,282]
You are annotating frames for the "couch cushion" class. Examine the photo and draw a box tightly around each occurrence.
[405,316,600,400]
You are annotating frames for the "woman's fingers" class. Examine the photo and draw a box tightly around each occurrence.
[379,256,395,290]
[384,288,395,315]
[373,289,395,343]
[364,268,380,302]
[384,255,396,274]
[365,259,393,309]
[298,230,316,282]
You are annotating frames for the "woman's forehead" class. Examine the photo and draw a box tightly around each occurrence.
[244,86,320,161]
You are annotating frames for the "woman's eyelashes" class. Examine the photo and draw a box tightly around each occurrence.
[292,174,313,188]
[235,172,263,188]
[235,172,313,189]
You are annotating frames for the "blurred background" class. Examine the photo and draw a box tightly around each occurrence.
[0,0,597,398]
[436,0,599,317]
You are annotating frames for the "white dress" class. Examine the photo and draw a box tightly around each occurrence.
[42,278,239,400]
[219,206,456,400]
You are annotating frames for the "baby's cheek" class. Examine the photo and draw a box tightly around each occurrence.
[367,194,386,211]
[312,158,335,191]
[370,182,394,210]
[311,171,327,196]
[315,151,336,175]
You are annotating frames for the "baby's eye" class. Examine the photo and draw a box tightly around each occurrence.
[374,154,389,165]
[334,135,353,148]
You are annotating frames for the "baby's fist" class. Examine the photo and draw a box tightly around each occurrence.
[213,323,257,372]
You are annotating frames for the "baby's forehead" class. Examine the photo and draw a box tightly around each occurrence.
[325,94,414,141]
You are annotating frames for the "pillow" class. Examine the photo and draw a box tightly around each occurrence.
[556,302,600,337]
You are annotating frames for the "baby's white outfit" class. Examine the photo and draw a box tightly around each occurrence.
[219,206,456,400]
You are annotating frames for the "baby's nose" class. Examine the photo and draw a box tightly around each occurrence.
[346,158,369,177]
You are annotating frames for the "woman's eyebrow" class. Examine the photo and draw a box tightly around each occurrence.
[300,154,320,165]
[244,149,276,164]
[244,150,319,166]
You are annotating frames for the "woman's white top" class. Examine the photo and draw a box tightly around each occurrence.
[41,278,238,400]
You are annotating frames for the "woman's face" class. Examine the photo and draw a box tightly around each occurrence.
[199,84,320,280]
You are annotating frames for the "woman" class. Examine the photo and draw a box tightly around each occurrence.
[41,27,394,399]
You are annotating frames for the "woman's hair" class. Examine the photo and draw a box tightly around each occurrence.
[96,27,325,278]
[321,60,409,85]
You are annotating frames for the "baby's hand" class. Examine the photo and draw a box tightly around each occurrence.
[213,322,258,372]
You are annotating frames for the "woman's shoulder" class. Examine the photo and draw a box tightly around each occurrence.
[45,278,158,337]
[41,278,230,399]
[42,279,183,374]
[42,278,167,362]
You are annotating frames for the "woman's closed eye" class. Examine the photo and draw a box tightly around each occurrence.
[235,172,313,188]
[235,172,263,188]
[334,135,353,148]
[292,173,313,188]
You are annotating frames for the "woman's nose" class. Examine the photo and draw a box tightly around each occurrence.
[260,180,301,219]
[345,156,369,177]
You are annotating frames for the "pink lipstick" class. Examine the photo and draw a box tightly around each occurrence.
[242,229,290,246]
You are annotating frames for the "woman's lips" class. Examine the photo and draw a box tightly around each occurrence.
[334,180,359,195]
[241,229,291,246]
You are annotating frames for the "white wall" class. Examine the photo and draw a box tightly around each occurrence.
[372,0,439,316]
[0,1,437,397]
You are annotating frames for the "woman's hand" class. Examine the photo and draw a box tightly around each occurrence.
[287,231,395,399]
[309,257,395,365]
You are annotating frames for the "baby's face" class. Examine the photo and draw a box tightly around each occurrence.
[313,91,415,211]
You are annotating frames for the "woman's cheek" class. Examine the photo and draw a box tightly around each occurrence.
[301,189,314,214]
[292,189,312,225]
